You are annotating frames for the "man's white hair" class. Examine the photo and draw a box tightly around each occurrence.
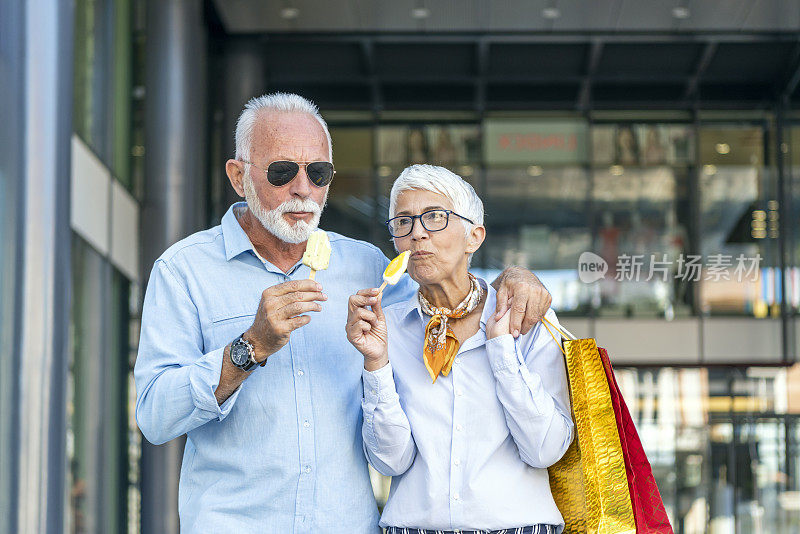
[234,92,333,161]
[389,164,484,236]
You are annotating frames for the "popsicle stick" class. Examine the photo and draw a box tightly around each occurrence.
[376,281,388,295]
[309,269,316,280]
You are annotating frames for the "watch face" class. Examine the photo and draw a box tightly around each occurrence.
[231,342,251,367]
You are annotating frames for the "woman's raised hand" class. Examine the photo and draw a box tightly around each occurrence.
[486,296,513,339]
[346,288,389,371]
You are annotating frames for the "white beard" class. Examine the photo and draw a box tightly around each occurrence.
[243,167,326,244]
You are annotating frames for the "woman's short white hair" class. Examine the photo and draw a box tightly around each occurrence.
[389,164,484,236]
[234,92,333,161]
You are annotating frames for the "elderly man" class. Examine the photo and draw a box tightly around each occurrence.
[134,93,552,533]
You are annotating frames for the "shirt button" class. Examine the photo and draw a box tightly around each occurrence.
[454,357,461,365]
[453,458,461,466]
[453,492,460,501]
[304,465,311,474]
[303,420,310,428]
[456,424,463,432]
[297,370,304,377]
[456,389,464,397]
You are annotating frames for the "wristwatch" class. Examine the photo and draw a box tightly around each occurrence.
[230,333,259,372]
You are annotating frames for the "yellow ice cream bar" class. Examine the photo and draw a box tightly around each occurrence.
[383,250,410,285]
[302,230,331,277]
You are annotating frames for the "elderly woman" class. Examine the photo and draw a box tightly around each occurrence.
[346,164,574,534]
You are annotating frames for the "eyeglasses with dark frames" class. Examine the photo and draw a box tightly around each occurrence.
[386,209,475,238]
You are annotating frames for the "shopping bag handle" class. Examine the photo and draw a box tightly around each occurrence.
[540,316,578,358]
[541,316,578,341]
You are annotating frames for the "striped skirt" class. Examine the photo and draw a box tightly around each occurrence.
[385,525,558,534]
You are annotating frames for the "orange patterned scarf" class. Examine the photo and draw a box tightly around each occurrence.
[418,273,483,383]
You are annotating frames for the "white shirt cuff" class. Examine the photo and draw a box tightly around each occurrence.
[485,334,520,373]
[362,362,397,404]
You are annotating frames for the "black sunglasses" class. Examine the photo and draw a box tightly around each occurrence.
[241,160,335,187]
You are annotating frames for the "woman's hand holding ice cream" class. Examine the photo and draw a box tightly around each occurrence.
[346,288,389,372]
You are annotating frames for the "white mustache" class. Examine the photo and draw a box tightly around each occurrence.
[274,198,322,216]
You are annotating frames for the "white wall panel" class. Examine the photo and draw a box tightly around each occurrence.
[110,181,139,282]
[70,135,110,254]
[703,318,782,364]
[559,318,592,340]
[594,319,701,365]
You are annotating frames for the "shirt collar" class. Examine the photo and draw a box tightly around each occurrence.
[397,284,422,321]
[222,202,255,262]
[222,202,307,276]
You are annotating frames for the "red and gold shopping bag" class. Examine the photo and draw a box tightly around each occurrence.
[542,318,672,534]
[599,348,673,534]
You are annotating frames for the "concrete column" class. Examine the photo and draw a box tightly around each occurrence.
[140,1,207,533]
[215,40,268,210]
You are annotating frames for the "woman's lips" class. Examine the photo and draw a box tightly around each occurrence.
[411,251,433,258]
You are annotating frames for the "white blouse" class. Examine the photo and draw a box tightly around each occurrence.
[361,278,574,532]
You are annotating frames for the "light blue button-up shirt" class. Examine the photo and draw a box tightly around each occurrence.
[361,279,574,532]
[134,203,416,533]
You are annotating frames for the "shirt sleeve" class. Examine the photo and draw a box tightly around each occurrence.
[134,259,243,445]
[485,309,574,468]
[361,362,416,476]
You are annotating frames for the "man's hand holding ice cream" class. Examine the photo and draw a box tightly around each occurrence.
[243,230,331,363]
[240,229,330,362]
[243,279,328,362]
[214,278,328,403]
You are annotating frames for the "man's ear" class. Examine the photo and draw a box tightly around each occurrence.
[226,159,246,197]
[465,225,486,254]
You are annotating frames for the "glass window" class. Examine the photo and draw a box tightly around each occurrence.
[475,120,696,317]
[74,0,109,157]
[699,125,778,316]
[589,123,694,318]
[377,124,481,168]
[788,126,800,315]
[376,126,407,166]
[74,0,136,192]
[593,124,694,167]
[484,166,591,314]
[111,0,133,190]
[68,235,131,533]
[321,127,374,245]
[130,0,146,202]
[592,165,692,318]
[613,366,800,533]
[0,52,21,534]
[426,125,481,166]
